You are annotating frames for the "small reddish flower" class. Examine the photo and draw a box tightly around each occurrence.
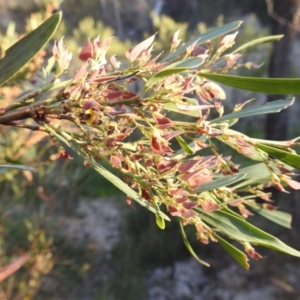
[126,196,132,205]
[151,129,173,155]
[79,39,93,61]
[180,207,197,218]
[154,115,173,129]
[110,55,121,69]
[51,151,73,160]
[191,46,208,57]
[141,189,151,202]
[175,197,188,204]
[168,205,181,216]
[182,201,198,209]
[171,29,181,50]
[110,155,124,168]
[83,161,91,167]
[219,32,238,52]
[82,100,101,110]
[178,159,202,173]
[126,34,156,62]
[238,204,253,218]
[274,180,286,192]
[284,178,300,190]
[156,160,177,174]
[263,204,278,210]
[53,37,72,70]
[225,53,242,68]
[201,200,221,212]
[245,244,263,260]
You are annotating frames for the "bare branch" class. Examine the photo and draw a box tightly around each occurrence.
[0,254,29,283]
[265,0,300,31]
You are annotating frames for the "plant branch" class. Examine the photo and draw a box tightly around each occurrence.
[0,80,72,114]
[265,0,300,31]
[0,107,35,124]
[1,121,46,131]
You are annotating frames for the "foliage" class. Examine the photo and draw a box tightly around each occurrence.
[1,12,300,274]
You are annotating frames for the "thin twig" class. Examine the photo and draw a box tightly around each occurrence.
[112,0,123,39]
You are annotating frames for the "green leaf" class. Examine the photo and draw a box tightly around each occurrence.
[43,56,56,81]
[213,233,249,270]
[211,98,294,123]
[0,12,61,86]
[156,215,166,229]
[0,164,35,172]
[232,35,283,53]
[256,143,300,170]
[163,102,198,117]
[175,136,194,154]
[247,204,292,229]
[231,163,271,189]
[153,199,166,229]
[198,209,300,257]
[239,163,271,180]
[194,173,246,193]
[200,73,300,94]
[232,177,271,190]
[179,220,210,267]
[143,58,204,92]
[162,20,242,62]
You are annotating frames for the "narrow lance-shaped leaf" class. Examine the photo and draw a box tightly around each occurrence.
[211,98,294,123]
[232,35,283,53]
[213,233,249,270]
[162,20,242,62]
[238,163,271,180]
[198,209,300,257]
[163,101,200,118]
[247,204,292,229]
[0,164,35,172]
[153,199,166,229]
[195,173,246,193]
[175,136,194,155]
[222,131,300,150]
[0,12,62,86]
[256,143,300,170]
[231,163,272,189]
[200,72,300,94]
[232,177,272,190]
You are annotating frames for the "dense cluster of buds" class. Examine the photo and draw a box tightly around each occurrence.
[49,33,299,252]
[1,15,300,267]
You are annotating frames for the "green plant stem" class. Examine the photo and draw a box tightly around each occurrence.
[99,95,141,106]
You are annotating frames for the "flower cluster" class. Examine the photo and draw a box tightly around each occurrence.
[2,14,300,268]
